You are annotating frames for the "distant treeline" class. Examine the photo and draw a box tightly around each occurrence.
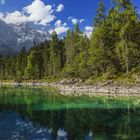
[1,0,140,81]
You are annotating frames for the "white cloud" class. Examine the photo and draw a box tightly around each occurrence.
[68,16,72,20]
[49,20,69,35]
[55,20,62,27]
[23,0,55,25]
[48,30,54,35]
[71,18,78,24]
[0,0,64,25]
[85,26,93,31]
[56,4,64,12]
[63,22,67,26]
[79,19,84,23]
[68,17,84,24]
[54,26,69,35]
[84,26,94,38]
[3,11,28,24]
[0,0,5,5]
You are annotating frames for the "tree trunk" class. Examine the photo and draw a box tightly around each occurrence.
[125,43,129,74]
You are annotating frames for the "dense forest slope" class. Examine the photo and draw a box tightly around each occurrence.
[0,0,140,83]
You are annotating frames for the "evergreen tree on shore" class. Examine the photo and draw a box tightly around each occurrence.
[1,0,140,81]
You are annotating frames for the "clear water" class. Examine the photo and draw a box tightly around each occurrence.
[0,86,140,140]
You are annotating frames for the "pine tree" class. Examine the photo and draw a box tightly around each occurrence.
[15,47,27,80]
[25,50,43,79]
[64,24,82,77]
[49,32,62,77]
[94,0,106,27]
[114,0,140,73]
[42,40,51,78]
[75,35,90,79]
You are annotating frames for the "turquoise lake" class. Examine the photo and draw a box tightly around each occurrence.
[0,86,140,140]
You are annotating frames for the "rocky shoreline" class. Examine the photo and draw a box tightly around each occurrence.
[1,81,140,96]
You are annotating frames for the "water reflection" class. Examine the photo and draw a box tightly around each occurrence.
[57,129,68,140]
[0,87,139,140]
[0,110,94,140]
[0,111,52,140]
[85,131,93,140]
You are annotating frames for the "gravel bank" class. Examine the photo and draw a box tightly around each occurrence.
[1,82,140,96]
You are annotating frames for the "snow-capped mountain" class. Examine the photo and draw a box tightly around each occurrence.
[11,23,51,51]
[0,20,51,55]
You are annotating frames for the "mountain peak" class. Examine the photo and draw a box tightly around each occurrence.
[0,20,51,55]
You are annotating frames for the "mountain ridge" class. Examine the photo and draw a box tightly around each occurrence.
[0,20,51,55]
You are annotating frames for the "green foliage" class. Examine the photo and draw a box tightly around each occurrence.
[49,32,64,77]
[25,50,43,79]
[64,24,84,78]
[1,0,140,83]
[94,0,106,27]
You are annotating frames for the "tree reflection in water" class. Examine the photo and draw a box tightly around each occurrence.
[0,87,139,140]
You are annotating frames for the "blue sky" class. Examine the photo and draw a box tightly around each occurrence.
[0,0,139,37]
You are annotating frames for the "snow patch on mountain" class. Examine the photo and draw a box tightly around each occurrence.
[0,20,51,54]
